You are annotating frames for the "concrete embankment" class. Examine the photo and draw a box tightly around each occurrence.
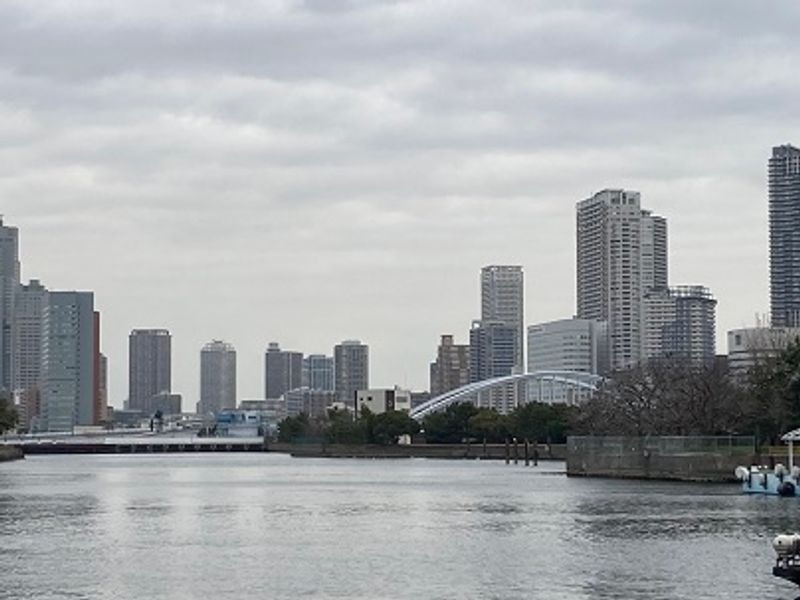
[8,439,566,461]
[0,446,23,463]
[566,436,756,483]
[273,442,566,461]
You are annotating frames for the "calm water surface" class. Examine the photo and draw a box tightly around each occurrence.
[0,454,798,600]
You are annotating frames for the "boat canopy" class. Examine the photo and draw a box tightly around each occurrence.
[782,428,800,442]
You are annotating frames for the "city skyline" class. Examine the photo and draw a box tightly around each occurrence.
[3,2,798,405]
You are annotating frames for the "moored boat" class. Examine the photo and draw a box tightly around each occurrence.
[735,428,800,496]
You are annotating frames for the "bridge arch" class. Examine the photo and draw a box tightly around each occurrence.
[409,371,604,421]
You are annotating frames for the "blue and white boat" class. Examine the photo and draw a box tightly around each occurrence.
[735,428,800,496]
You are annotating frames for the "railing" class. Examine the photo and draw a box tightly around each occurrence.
[568,435,755,456]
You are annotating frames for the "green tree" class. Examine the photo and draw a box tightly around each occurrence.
[0,393,17,434]
[277,413,312,442]
[421,402,478,443]
[325,408,367,444]
[746,339,800,443]
[509,402,573,444]
[369,411,420,445]
[468,408,507,443]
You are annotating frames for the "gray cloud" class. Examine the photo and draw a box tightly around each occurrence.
[1,0,795,404]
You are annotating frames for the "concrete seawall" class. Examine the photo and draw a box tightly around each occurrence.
[275,442,566,461]
[566,436,756,483]
[0,446,23,463]
[6,439,566,461]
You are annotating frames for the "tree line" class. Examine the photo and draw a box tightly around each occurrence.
[277,401,574,446]
[573,340,800,443]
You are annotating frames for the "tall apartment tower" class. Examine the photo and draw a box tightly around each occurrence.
[199,340,237,414]
[480,266,524,371]
[98,353,108,421]
[641,286,717,364]
[92,311,104,424]
[429,334,470,397]
[14,280,48,429]
[264,342,303,400]
[0,217,20,393]
[128,329,171,415]
[576,189,667,371]
[41,292,96,432]
[769,144,800,327]
[469,320,517,382]
[334,340,369,406]
[303,354,334,391]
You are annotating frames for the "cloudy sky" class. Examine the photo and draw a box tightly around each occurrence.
[2,0,797,407]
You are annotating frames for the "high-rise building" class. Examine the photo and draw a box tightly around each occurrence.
[469,320,516,382]
[666,286,717,363]
[98,353,108,421]
[13,279,48,429]
[526,318,608,404]
[468,320,523,413]
[334,340,369,406]
[264,342,303,400]
[0,217,20,393]
[303,354,334,391]
[128,329,171,415]
[641,286,717,365]
[92,311,103,424]
[429,334,470,397]
[576,189,667,370]
[481,266,524,371]
[41,292,96,432]
[527,318,609,375]
[200,340,237,414]
[769,144,800,328]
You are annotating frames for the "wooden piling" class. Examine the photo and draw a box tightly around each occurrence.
[524,439,530,466]
[513,438,519,464]
[505,439,510,464]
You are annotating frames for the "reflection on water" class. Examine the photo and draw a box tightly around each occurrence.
[0,455,798,600]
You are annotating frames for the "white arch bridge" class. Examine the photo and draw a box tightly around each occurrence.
[409,371,604,421]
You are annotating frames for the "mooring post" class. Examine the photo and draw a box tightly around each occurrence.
[483,437,487,459]
[534,445,539,467]
[505,439,510,464]
[513,438,519,465]
[524,439,530,466]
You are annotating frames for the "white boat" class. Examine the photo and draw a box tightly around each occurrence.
[734,428,800,496]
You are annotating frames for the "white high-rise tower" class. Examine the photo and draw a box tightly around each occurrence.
[200,340,237,414]
[576,189,667,371]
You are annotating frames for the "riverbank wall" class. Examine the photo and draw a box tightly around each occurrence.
[272,442,565,461]
[0,445,23,463]
[8,439,566,460]
[566,436,756,483]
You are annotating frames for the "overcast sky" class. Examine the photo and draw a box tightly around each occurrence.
[2,0,797,407]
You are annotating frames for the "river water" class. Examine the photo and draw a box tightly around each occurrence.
[0,454,797,600]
